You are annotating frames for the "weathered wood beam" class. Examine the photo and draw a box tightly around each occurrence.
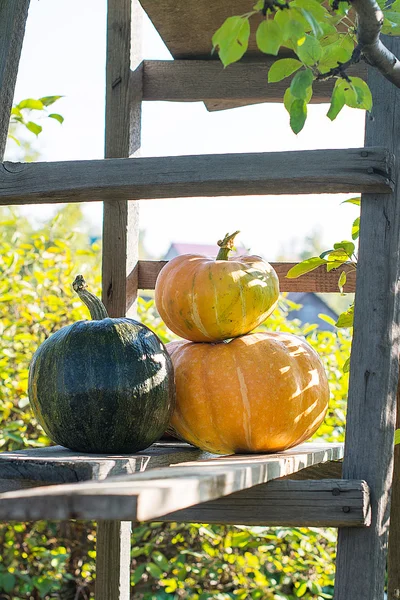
[0,443,343,521]
[159,479,370,527]
[388,372,400,600]
[137,260,356,293]
[0,0,30,159]
[334,35,400,600]
[0,147,393,206]
[141,59,368,105]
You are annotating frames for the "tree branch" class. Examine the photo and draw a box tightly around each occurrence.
[351,0,400,87]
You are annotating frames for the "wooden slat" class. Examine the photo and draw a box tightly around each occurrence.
[0,443,342,521]
[0,147,393,206]
[334,36,400,600]
[160,479,370,527]
[388,371,400,600]
[142,59,368,105]
[0,0,30,159]
[0,442,216,491]
[96,521,131,600]
[137,260,356,293]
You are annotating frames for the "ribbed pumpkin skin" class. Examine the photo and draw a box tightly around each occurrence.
[167,332,329,455]
[28,318,175,454]
[155,254,279,342]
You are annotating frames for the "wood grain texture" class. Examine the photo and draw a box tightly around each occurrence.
[387,368,400,600]
[137,260,356,293]
[0,147,393,206]
[102,0,142,318]
[142,59,368,105]
[0,0,30,159]
[0,442,217,488]
[96,521,131,600]
[160,479,370,527]
[0,443,343,521]
[334,36,400,600]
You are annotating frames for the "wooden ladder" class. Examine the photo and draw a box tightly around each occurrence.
[1,1,399,599]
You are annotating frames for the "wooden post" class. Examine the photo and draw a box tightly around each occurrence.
[334,36,400,600]
[388,377,400,600]
[0,0,30,159]
[96,0,143,598]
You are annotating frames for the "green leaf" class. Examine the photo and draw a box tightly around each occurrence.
[395,429,400,445]
[352,216,360,240]
[295,581,308,597]
[319,42,353,74]
[268,58,303,82]
[318,313,337,326]
[342,197,361,206]
[327,79,346,121]
[26,121,43,136]
[336,304,354,328]
[48,113,64,124]
[146,562,164,578]
[290,68,314,99]
[327,260,346,271]
[292,0,329,19]
[299,8,324,37]
[296,34,322,65]
[1,573,16,593]
[338,270,347,293]
[39,95,63,106]
[212,16,250,67]
[290,98,308,134]
[343,356,351,373]
[132,564,146,585]
[284,85,313,112]
[333,240,355,256]
[342,77,373,110]
[152,550,170,572]
[286,256,326,278]
[283,19,306,42]
[256,20,283,55]
[18,98,44,110]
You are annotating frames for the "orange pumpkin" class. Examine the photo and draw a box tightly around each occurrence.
[155,232,279,342]
[167,332,329,454]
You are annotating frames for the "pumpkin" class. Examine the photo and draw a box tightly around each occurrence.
[28,275,175,454]
[155,231,279,342]
[167,331,329,454]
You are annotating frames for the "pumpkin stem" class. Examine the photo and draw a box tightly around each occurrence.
[72,275,109,321]
[216,231,240,261]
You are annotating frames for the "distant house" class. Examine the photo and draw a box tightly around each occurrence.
[163,243,338,331]
[164,242,248,261]
[286,292,338,332]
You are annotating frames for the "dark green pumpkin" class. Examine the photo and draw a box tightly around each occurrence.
[28,276,175,454]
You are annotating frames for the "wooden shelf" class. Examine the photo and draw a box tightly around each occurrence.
[0,147,393,206]
[0,441,370,526]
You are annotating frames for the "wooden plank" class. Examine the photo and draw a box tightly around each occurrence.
[0,443,343,521]
[137,260,357,293]
[142,59,368,105]
[0,0,30,159]
[102,0,142,317]
[159,479,370,527]
[0,442,216,489]
[388,373,400,600]
[334,36,400,600]
[0,147,393,206]
[96,521,131,600]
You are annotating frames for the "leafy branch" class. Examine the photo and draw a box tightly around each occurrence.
[286,197,360,372]
[212,0,400,133]
[8,96,64,147]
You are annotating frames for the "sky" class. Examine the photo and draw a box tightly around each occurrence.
[7,0,364,260]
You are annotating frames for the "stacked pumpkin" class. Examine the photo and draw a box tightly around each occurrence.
[155,232,329,455]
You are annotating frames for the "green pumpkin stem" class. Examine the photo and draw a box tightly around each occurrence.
[72,275,109,320]
[216,231,240,261]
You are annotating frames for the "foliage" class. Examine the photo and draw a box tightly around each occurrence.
[212,1,400,133]
[0,206,352,598]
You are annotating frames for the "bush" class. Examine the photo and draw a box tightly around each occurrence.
[0,207,351,599]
